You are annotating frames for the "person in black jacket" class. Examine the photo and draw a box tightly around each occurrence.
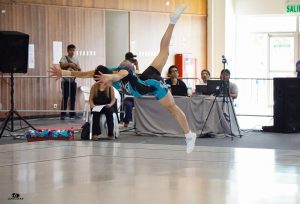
[165,65,188,96]
[165,65,187,86]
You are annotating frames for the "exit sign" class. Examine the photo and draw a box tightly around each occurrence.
[286,4,300,13]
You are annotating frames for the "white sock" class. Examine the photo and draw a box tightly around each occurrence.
[185,131,192,138]
[170,4,187,24]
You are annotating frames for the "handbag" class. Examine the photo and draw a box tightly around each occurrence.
[80,122,90,140]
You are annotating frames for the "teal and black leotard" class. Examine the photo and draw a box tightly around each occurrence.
[109,66,169,100]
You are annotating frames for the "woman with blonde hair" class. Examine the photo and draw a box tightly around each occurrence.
[89,65,116,140]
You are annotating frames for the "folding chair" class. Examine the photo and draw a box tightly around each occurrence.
[80,86,90,121]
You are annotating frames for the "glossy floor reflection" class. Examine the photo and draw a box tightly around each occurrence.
[0,141,300,204]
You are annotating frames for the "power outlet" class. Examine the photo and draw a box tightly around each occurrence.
[53,104,58,109]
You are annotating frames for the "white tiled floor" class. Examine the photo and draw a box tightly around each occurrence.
[0,141,300,204]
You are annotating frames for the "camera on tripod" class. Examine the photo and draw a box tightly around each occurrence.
[217,80,229,97]
[200,55,241,138]
[218,55,229,97]
[222,55,227,65]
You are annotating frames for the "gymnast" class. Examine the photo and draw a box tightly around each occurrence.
[49,4,197,153]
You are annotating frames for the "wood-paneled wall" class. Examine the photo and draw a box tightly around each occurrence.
[0,3,104,116]
[130,11,206,78]
[5,0,207,15]
[0,1,207,117]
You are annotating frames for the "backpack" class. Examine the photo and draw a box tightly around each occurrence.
[81,122,90,140]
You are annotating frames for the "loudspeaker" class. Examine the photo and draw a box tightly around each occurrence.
[273,78,300,133]
[0,31,29,73]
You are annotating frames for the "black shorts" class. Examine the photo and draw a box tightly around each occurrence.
[139,66,164,83]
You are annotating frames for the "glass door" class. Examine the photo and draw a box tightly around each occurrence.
[267,34,297,109]
[268,34,297,78]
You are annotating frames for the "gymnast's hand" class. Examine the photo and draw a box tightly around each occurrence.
[49,65,62,80]
[94,72,113,85]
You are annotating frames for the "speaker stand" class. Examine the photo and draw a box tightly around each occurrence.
[0,73,36,138]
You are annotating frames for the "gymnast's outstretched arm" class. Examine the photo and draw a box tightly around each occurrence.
[64,69,94,78]
[49,65,129,84]
[49,65,94,79]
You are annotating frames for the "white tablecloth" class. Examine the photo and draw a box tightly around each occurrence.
[134,95,240,137]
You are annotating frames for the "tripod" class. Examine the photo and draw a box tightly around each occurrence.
[199,56,241,139]
[0,73,36,138]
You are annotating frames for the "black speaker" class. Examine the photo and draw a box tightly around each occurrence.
[0,31,29,73]
[273,78,300,133]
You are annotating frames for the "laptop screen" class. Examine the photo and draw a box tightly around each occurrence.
[195,85,208,95]
[207,80,229,96]
[171,85,188,96]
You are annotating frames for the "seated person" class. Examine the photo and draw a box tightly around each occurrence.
[220,69,238,99]
[119,52,140,74]
[165,65,188,96]
[201,69,210,84]
[296,60,300,78]
[89,66,116,140]
[119,53,139,127]
[123,96,134,127]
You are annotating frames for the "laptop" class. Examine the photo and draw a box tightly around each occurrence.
[171,85,188,96]
[207,80,229,96]
[195,85,208,95]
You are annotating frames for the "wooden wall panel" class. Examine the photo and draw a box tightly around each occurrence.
[130,11,206,79]
[13,0,207,15]
[0,3,104,117]
[0,1,207,118]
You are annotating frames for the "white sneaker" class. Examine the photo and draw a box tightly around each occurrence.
[170,4,187,24]
[185,132,196,154]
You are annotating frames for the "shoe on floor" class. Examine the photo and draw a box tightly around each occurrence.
[92,135,98,141]
[185,132,196,154]
[69,115,81,119]
[108,136,115,140]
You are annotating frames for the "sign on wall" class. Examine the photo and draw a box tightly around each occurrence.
[28,44,34,69]
[286,1,300,13]
[53,41,62,64]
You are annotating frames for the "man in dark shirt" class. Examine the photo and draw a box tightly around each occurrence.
[165,65,187,86]
[165,65,188,96]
